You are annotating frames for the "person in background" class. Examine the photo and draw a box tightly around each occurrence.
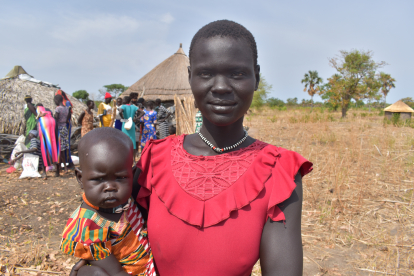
[54,94,71,175]
[130,92,138,106]
[36,104,59,176]
[23,95,37,147]
[155,99,171,139]
[140,101,157,150]
[10,130,47,179]
[78,100,95,137]
[55,90,75,170]
[98,93,113,127]
[110,97,123,130]
[167,125,176,138]
[135,103,145,150]
[195,109,203,133]
[119,96,142,161]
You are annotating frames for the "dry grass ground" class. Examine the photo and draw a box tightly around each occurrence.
[248,107,414,276]
[1,107,413,275]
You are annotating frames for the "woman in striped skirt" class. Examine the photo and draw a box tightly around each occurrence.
[155,99,170,139]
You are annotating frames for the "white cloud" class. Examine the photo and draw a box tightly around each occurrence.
[50,14,140,43]
[160,12,174,24]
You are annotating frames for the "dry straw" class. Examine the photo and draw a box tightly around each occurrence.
[0,78,90,135]
[121,44,193,102]
[174,94,196,135]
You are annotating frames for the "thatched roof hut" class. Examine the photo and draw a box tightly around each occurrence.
[121,44,193,102]
[384,100,414,120]
[0,66,90,135]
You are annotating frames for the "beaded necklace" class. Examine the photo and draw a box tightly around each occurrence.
[198,130,248,153]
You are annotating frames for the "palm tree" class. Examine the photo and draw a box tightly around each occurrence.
[301,70,323,107]
[378,72,396,107]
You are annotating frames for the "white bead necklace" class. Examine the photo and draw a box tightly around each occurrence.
[197,130,248,153]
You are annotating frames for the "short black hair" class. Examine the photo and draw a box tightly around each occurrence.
[123,96,131,104]
[86,100,94,106]
[54,94,63,104]
[189,20,258,66]
[137,98,145,104]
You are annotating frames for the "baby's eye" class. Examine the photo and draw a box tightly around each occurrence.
[117,176,128,180]
[91,177,104,182]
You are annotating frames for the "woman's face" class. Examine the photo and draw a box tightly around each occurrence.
[117,98,122,106]
[188,36,259,127]
[88,102,95,109]
[105,97,112,104]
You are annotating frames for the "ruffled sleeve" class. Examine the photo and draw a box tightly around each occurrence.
[267,148,313,222]
[60,207,112,260]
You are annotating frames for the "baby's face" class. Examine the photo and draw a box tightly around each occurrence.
[78,142,133,209]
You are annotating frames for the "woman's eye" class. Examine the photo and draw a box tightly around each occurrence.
[199,72,212,77]
[231,72,245,77]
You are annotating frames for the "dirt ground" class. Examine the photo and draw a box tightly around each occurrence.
[1,107,414,275]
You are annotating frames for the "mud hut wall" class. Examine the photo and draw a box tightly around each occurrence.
[384,111,393,120]
[400,112,412,120]
[0,78,91,135]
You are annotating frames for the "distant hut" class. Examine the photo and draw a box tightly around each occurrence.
[0,66,90,135]
[121,44,193,103]
[384,100,414,120]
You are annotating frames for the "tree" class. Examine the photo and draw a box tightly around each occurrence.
[267,97,285,107]
[99,84,129,99]
[301,70,323,107]
[378,72,396,107]
[322,50,386,117]
[401,97,414,108]
[251,73,272,108]
[73,90,89,102]
[286,97,298,106]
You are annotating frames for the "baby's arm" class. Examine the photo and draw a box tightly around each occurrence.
[88,255,129,276]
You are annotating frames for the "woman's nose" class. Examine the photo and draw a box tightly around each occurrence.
[211,75,232,94]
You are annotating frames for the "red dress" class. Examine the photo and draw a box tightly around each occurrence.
[136,135,312,276]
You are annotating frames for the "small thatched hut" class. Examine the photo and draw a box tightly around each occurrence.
[121,44,193,102]
[0,66,89,135]
[384,100,414,120]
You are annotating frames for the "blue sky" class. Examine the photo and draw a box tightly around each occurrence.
[1,0,412,103]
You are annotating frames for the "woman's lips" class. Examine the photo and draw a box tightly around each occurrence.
[208,101,236,114]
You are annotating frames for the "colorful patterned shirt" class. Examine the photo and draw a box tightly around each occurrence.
[60,198,156,276]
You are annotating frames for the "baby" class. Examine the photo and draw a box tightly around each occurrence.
[60,128,155,276]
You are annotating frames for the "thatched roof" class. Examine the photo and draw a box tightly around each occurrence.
[0,77,90,135]
[1,66,32,80]
[122,44,192,101]
[384,100,414,113]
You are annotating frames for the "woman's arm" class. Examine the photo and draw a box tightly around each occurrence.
[78,111,85,125]
[27,102,37,116]
[66,107,72,123]
[119,107,124,120]
[260,172,303,276]
[133,109,145,124]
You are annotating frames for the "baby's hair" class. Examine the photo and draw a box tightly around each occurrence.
[78,128,133,166]
[86,100,94,106]
[54,94,63,104]
[189,19,258,67]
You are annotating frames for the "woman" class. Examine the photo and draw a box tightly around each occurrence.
[36,104,59,178]
[77,100,95,137]
[155,99,170,139]
[98,92,113,127]
[140,101,157,150]
[72,20,312,276]
[110,97,123,130]
[54,94,71,175]
[55,90,74,168]
[23,95,37,147]
[119,96,142,159]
